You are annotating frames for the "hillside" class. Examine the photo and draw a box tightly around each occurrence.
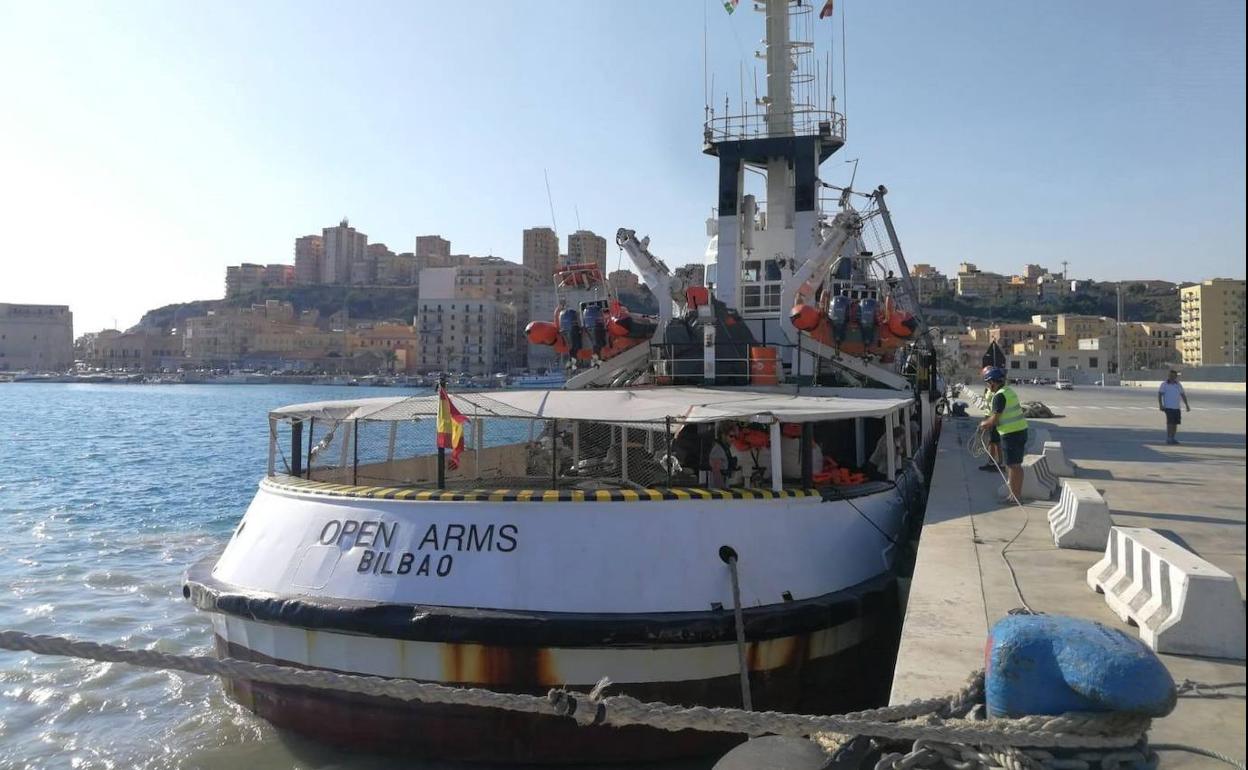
[140,284,660,330]
[920,280,1180,327]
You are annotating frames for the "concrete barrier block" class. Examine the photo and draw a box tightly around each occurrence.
[1022,454,1059,500]
[1048,479,1111,550]
[1088,527,1246,660]
[1025,427,1053,455]
[1088,527,1127,593]
[1042,441,1076,476]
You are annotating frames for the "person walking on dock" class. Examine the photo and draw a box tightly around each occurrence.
[979,368,1029,501]
[1157,369,1191,445]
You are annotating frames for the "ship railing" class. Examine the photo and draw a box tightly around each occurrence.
[703,108,845,144]
[267,399,917,494]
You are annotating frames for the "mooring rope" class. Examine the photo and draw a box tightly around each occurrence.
[0,630,1149,750]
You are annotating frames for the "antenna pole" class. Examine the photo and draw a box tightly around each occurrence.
[544,169,558,236]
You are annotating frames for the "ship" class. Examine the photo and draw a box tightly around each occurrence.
[184,1,941,762]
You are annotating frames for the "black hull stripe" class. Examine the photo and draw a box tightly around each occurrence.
[185,555,898,647]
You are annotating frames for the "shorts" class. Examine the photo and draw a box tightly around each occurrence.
[1164,408,1182,426]
[1002,430,1027,466]
[988,428,1001,445]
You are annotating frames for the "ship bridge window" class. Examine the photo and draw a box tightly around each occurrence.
[764,260,782,281]
[742,285,762,309]
[741,261,761,283]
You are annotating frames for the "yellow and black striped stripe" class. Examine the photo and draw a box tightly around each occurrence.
[264,476,818,502]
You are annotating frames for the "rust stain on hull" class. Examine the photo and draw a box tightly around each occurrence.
[441,642,557,688]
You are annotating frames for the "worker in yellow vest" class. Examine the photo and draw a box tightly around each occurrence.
[979,367,1029,501]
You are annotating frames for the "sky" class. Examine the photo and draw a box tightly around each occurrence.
[1,0,1244,334]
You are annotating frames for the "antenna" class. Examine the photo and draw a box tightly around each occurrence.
[1061,260,1069,279]
[574,205,582,231]
[543,169,558,235]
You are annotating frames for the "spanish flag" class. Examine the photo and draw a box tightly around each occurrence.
[437,386,468,469]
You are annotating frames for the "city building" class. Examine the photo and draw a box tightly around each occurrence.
[988,323,1046,350]
[608,269,641,294]
[522,227,560,281]
[321,218,368,284]
[0,303,74,371]
[415,235,451,260]
[294,235,324,285]
[1121,321,1183,370]
[567,229,607,274]
[418,260,536,372]
[1180,278,1246,366]
[83,327,182,372]
[415,300,519,375]
[354,322,420,373]
[955,264,1007,298]
[376,251,417,286]
[910,264,950,299]
[225,263,294,298]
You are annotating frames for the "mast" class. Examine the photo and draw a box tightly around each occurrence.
[703,0,844,339]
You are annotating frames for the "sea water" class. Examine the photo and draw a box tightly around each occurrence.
[0,384,464,770]
[0,383,711,770]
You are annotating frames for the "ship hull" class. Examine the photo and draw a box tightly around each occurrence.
[205,578,901,763]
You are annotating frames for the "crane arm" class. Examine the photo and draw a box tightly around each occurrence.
[778,209,862,337]
[614,228,674,328]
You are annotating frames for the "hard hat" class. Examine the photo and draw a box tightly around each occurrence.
[983,367,1006,382]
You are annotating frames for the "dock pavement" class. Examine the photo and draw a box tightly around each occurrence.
[892,384,1246,768]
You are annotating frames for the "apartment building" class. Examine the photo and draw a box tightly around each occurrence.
[522,227,560,281]
[83,327,183,371]
[415,300,518,375]
[322,219,368,284]
[294,235,324,285]
[0,303,74,371]
[1180,278,1246,366]
[225,263,294,298]
[567,229,607,274]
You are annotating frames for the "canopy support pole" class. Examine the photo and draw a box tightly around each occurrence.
[290,419,302,477]
[352,419,359,486]
[665,417,673,488]
[801,421,813,489]
[551,419,559,491]
[474,419,483,479]
[854,417,865,467]
[620,426,629,483]
[386,422,398,463]
[886,411,897,481]
[903,405,913,459]
[769,421,783,492]
[306,418,315,479]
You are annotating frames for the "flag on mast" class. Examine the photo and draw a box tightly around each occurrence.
[723,0,739,14]
[819,0,835,19]
[436,386,469,470]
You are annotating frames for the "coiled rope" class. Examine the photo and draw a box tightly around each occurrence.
[0,630,1147,751]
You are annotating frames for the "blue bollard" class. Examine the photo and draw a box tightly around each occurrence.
[986,614,1176,718]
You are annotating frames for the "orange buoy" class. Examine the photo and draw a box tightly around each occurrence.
[525,321,560,346]
[790,305,821,332]
[888,311,916,339]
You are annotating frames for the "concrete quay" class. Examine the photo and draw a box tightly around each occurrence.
[893,384,1246,768]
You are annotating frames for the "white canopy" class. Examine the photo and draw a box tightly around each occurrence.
[270,386,913,425]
